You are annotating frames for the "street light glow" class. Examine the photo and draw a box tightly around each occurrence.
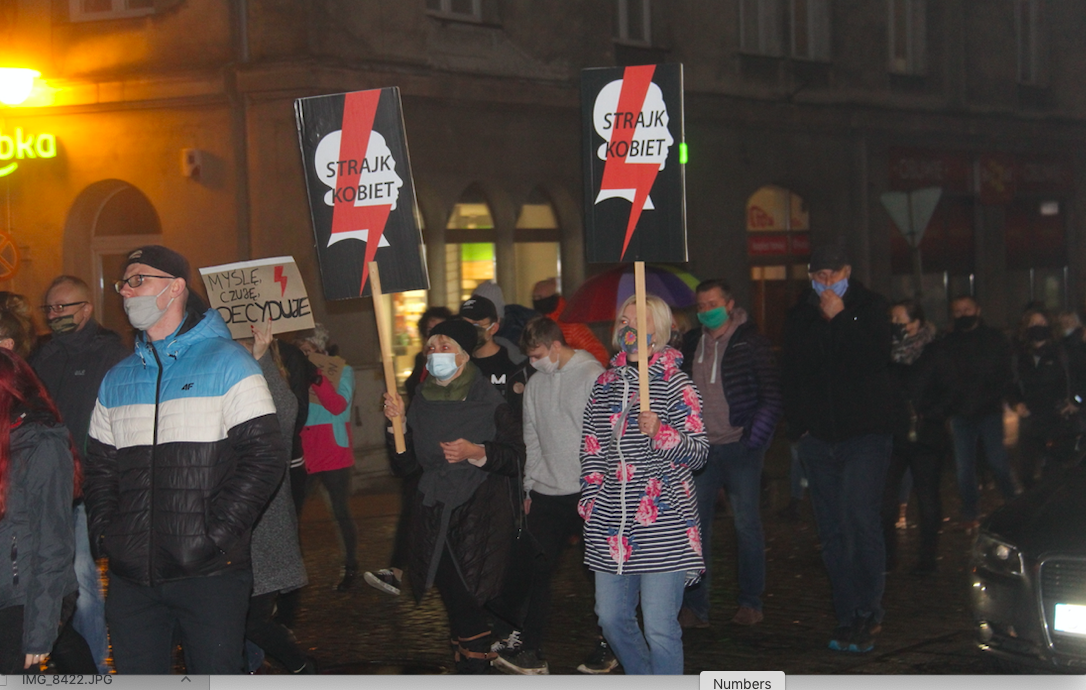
[0,68,41,106]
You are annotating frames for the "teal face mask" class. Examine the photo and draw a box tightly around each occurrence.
[697,306,729,331]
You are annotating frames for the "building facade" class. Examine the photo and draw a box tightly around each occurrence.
[2,0,1084,478]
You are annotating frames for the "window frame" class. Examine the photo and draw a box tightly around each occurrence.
[887,0,926,75]
[1015,0,1044,85]
[614,0,652,46]
[739,0,783,57]
[69,0,154,22]
[425,0,483,23]
[790,0,831,61]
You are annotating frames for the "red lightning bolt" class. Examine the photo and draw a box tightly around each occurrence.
[329,90,392,295]
[597,65,659,260]
[274,265,288,297]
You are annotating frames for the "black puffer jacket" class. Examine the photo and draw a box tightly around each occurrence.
[781,280,894,443]
[30,318,130,455]
[387,367,525,605]
[0,415,76,655]
[942,320,1014,419]
[84,302,284,585]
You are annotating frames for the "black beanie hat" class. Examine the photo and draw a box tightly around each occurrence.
[429,318,477,354]
[125,245,191,285]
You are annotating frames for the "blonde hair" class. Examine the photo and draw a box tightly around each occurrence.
[612,293,673,352]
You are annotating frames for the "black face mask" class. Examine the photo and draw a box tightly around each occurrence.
[1027,325,1051,343]
[955,315,979,331]
[532,295,559,315]
[890,323,906,340]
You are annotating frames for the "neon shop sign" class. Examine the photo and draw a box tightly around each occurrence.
[0,128,58,178]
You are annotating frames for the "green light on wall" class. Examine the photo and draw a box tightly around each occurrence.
[679,142,688,165]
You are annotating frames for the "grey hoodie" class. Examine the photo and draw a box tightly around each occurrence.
[522,349,604,496]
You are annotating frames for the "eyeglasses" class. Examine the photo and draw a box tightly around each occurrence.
[40,301,88,315]
[113,274,175,293]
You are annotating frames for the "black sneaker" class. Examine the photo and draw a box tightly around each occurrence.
[363,569,402,596]
[335,568,358,591]
[848,615,879,653]
[828,624,851,651]
[490,629,522,655]
[493,648,549,675]
[576,638,619,674]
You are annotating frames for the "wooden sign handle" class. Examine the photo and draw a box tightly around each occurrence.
[634,261,650,420]
[369,261,406,453]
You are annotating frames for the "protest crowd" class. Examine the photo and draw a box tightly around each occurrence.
[3,241,1085,676]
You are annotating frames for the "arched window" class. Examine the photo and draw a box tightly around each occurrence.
[64,180,161,339]
[445,184,496,306]
[514,186,561,306]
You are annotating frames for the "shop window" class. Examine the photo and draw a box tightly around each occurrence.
[747,186,809,345]
[888,0,926,75]
[615,0,651,45]
[790,0,830,61]
[445,242,495,307]
[1016,0,1044,85]
[426,0,481,21]
[70,0,154,22]
[446,186,496,307]
[514,188,562,307]
[740,0,783,57]
[1005,198,1066,312]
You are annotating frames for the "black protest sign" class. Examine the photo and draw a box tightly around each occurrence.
[581,64,686,263]
[295,88,429,300]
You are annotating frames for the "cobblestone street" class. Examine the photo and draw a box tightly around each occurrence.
[285,439,1014,675]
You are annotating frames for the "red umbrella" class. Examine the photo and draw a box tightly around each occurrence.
[559,264,700,323]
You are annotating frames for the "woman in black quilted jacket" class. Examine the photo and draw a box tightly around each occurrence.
[382,318,525,674]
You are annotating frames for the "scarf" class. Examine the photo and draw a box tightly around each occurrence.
[418,361,477,401]
[892,321,936,365]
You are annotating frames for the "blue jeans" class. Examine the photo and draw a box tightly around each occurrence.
[595,570,686,675]
[683,442,766,619]
[72,504,110,674]
[799,433,892,627]
[950,413,1017,521]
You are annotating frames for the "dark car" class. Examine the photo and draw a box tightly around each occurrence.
[970,463,1086,672]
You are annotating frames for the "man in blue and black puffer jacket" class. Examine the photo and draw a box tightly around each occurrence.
[83,246,284,675]
[678,279,782,630]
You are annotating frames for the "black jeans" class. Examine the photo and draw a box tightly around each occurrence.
[288,465,309,524]
[246,592,307,672]
[106,569,252,674]
[307,468,358,569]
[502,492,581,652]
[882,435,944,569]
[390,470,421,570]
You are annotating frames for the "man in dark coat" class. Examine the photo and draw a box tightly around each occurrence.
[678,279,781,629]
[942,295,1017,523]
[31,275,130,674]
[781,244,893,654]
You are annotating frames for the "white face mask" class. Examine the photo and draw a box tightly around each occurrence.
[123,280,176,331]
[531,349,559,374]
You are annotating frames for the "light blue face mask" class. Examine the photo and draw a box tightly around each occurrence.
[812,278,848,298]
[426,352,459,381]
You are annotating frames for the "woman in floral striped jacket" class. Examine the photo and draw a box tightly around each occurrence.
[579,294,709,675]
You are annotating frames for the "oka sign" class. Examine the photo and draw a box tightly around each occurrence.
[0,128,58,178]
